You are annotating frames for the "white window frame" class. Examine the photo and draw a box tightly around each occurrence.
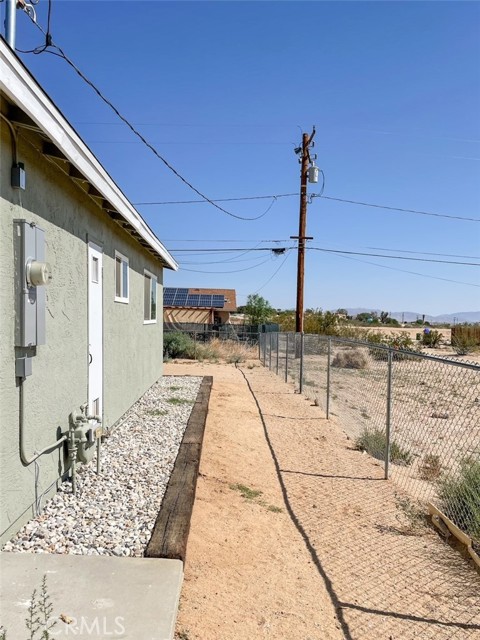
[143,269,157,324]
[114,251,129,303]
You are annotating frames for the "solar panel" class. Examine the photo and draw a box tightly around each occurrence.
[212,295,225,308]
[164,289,226,308]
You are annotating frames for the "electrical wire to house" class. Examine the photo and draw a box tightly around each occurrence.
[16,10,277,222]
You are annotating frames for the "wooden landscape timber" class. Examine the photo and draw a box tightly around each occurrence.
[145,376,213,562]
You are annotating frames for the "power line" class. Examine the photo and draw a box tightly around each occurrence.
[328,252,480,289]
[135,192,479,223]
[135,194,297,205]
[180,256,276,274]
[317,195,480,223]
[17,17,276,222]
[251,251,292,294]
[165,240,480,260]
[166,245,480,265]
[309,247,480,266]
[367,246,480,260]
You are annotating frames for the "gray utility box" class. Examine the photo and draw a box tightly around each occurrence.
[14,220,47,347]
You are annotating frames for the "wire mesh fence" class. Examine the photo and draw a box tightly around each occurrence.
[164,326,261,346]
[260,332,480,552]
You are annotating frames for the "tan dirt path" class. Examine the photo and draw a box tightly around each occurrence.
[166,361,480,640]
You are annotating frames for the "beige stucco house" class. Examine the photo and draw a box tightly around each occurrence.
[0,39,177,544]
[163,287,237,327]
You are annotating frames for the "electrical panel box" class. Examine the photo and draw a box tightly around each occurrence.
[14,220,51,347]
[11,163,26,190]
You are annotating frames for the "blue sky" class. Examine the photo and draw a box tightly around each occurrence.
[4,0,480,315]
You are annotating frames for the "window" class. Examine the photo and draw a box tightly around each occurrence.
[91,256,99,283]
[144,270,157,323]
[115,251,129,303]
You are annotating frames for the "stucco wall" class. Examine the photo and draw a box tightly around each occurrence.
[0,124,165,544]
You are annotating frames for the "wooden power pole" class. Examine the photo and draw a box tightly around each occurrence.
[292,127,316,333]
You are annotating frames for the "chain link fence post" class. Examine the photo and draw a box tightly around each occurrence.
[326,336,331,419]
[276,333,279,375]
[299,333,304,394]
[384,348,393,480]
[269,332,272,370]
[285,333,289,383]
[262,333,266,367]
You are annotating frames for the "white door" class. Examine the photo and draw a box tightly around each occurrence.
[88,242,103,419]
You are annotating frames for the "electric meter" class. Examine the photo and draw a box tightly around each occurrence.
[26,260,52,287]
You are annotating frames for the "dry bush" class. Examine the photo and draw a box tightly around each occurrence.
[197,338,257,363]
[331,348,368,369]
[419,454,442,481]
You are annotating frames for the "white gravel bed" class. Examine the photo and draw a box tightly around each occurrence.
[2,376,203,557]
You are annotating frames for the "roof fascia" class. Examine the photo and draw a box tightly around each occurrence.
[0,40,178,271]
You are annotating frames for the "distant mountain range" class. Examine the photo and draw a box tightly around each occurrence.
[343,309,480,324]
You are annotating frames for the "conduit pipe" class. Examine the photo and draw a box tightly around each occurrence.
[0,112,18,165]
[19,378,67,466]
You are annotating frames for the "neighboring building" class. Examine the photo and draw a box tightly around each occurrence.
[163,287,237,327]
[0,40,177,544]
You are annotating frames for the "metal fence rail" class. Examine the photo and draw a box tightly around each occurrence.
[260,332,480,548]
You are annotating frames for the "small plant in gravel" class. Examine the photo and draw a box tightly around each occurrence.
[167,397,194,405]
[437,457,480,541]
[267,505,283,513]
[176,631,191,640]
[355,428,413,465]
[419,454,442,481]
[147,409,168,416]
[331,349,368,369]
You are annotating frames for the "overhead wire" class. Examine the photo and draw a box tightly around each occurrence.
[325,252,480,289]
[135,194,298,205]
[316,195,480,223]
[180,256,277,274]
[251,251,292,294]
[136,192,479,223]
[17,13,276,222]
[164,245,480,265]
[308,247,480,266]
[17,10,479,226]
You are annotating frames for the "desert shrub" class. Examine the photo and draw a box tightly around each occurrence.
[331,349,368,369]
[355,427,413,465]
[337,326,369,340]
[421,330,443,348]
[367,331,419,361]
[196,337,256,363]
[438,458,480,541]
[419,454,442,480]
[452,335,478,356]
[163,332,195,359]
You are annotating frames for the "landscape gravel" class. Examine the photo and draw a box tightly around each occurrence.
[2,376,203,557]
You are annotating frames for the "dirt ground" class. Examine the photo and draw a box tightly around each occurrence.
[166,360,480,640]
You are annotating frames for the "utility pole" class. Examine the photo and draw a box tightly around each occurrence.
[291,127,316,333]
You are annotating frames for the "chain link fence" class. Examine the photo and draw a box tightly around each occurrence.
[260,332,480,555]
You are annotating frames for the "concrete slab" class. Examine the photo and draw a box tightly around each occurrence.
[0,552,183,639]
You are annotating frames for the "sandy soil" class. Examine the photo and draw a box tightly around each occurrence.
[167,360,480,640]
